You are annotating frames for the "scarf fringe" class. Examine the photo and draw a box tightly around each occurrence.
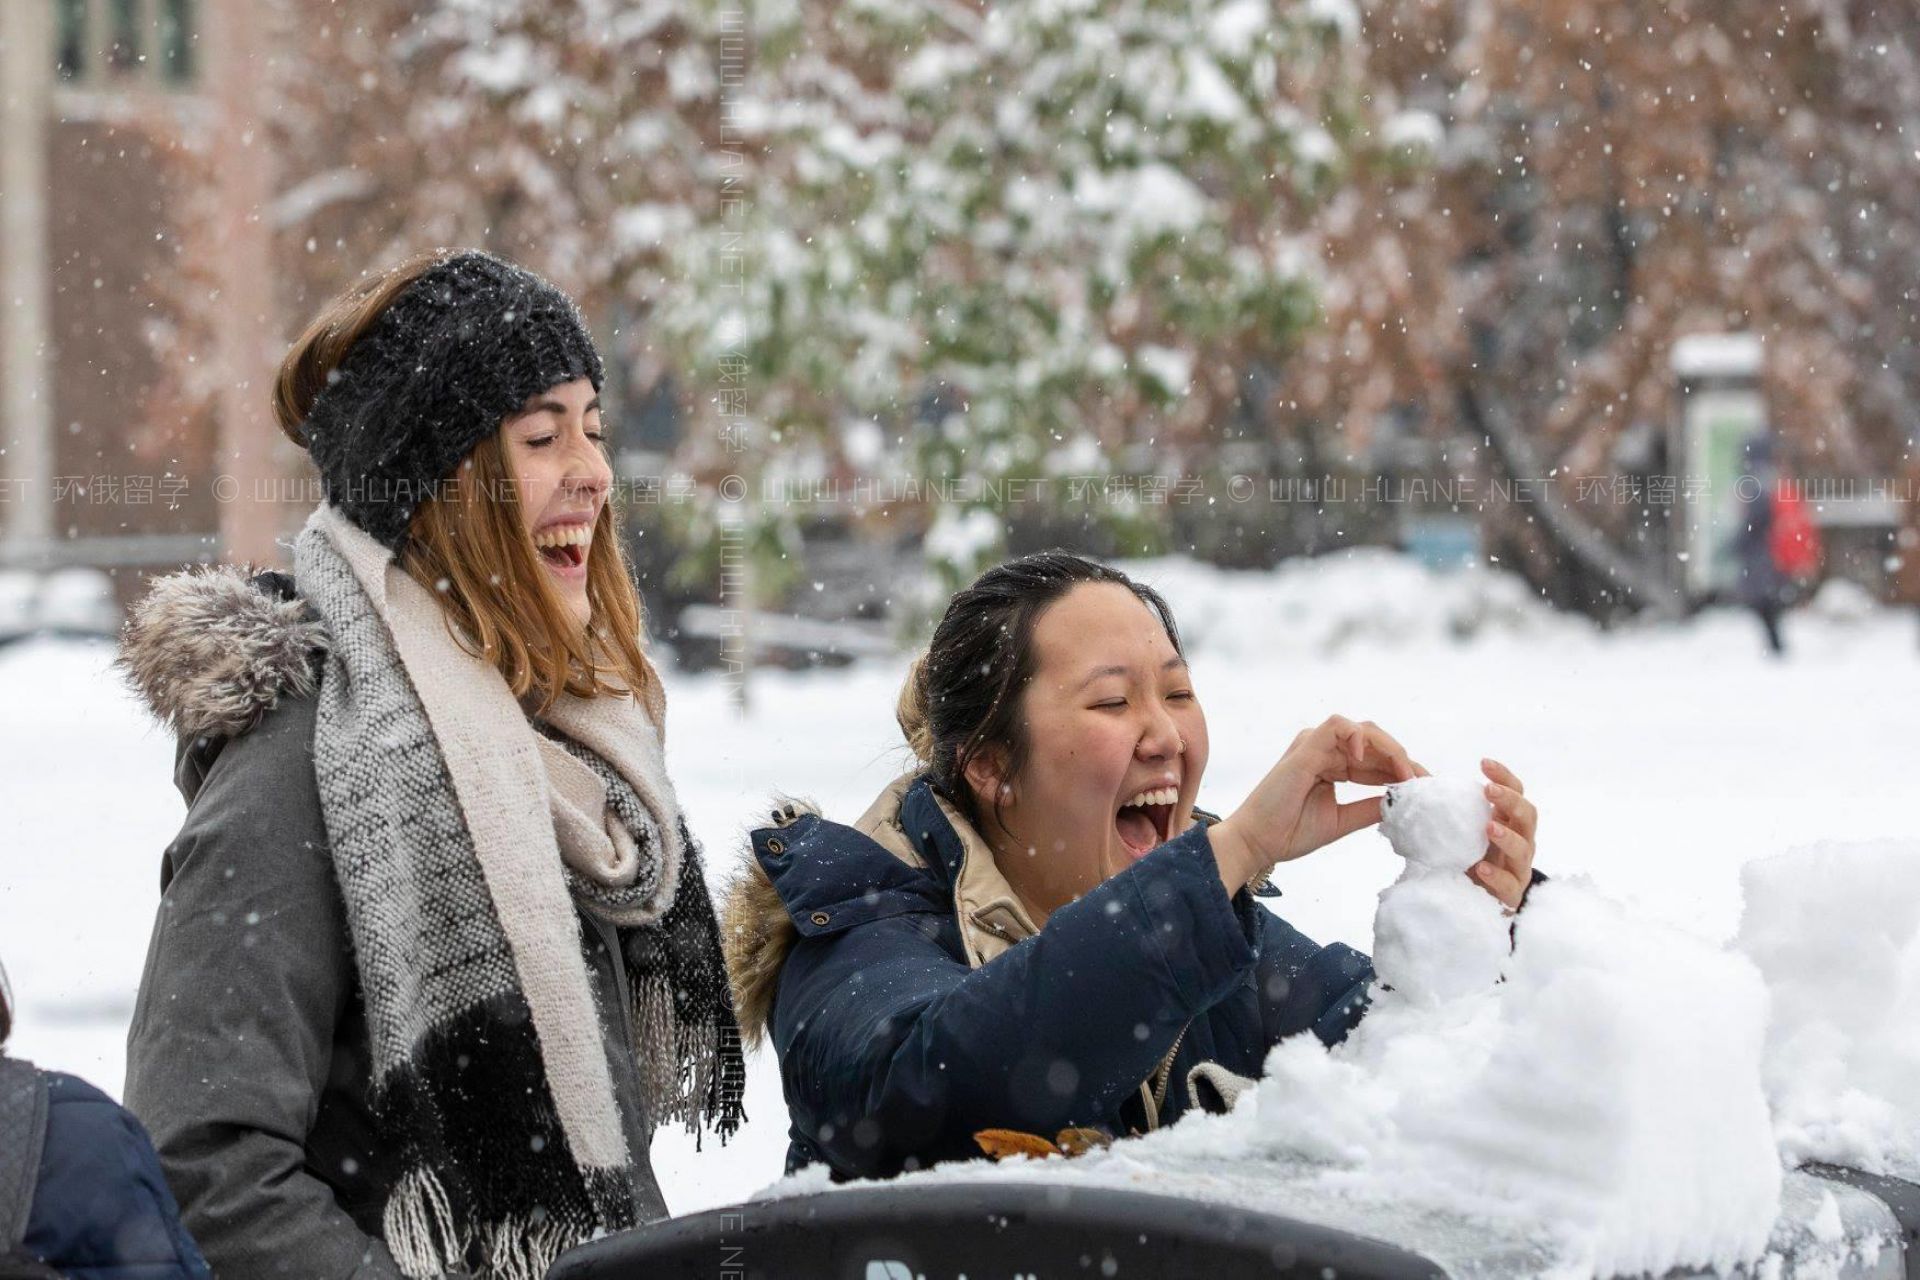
[384,1165,594,1280]
[479,1218,580,1280]
[384,1166,462,1279]
[633,970,746,1147]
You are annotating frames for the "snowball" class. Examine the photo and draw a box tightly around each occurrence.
[1371,872,1507,1006]
[1735,839,1920,1178]
[1379,775,1489,872]
[1371,776,1506,1005]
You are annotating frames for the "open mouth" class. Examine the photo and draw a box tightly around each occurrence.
[537,542,585,571]
[1115,785,1178,860]
[533,522,592,576]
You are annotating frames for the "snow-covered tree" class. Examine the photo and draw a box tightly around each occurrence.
[646,0,1404,579]
[266,0,720,319]
[264,0,1402,584]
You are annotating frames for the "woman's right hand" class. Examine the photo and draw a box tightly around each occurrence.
[1210,715,1426,894]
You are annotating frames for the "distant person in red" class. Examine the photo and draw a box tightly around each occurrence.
[1732,433,1821,656]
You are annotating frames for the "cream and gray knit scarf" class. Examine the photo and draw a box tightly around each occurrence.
[291,502,743,1280]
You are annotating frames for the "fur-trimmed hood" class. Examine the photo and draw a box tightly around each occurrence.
[720,798,819,1050]
[117,564,331,746]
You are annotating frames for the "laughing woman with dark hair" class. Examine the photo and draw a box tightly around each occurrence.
[118,250,743,1280]
[724,552,1542,1180]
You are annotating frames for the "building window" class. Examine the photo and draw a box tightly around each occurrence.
[158,0,194,83]
[52,0,199,88]
[106,0,141,73]
[55,0,87,80]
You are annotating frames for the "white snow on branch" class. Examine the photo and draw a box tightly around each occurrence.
[1305,0,1360,43]
[269,168,377,230]
[1136,344,1194,397]
[1382,108,1443,152]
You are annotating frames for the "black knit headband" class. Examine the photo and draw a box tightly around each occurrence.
[299,250,606,553]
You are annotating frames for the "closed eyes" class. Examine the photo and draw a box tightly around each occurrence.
[1093,691,1195,709]
[528,432,607,448]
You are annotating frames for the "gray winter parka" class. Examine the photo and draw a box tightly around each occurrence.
[118,566,668,1280]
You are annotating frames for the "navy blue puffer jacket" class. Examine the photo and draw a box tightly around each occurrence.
[11,1067,211,1280]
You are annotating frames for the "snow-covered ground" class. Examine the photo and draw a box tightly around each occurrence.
[2,549,1915,1236]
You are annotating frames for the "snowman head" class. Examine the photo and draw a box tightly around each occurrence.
[1380,775,1491,873]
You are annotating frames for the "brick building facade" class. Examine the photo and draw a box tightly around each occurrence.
[2,0,284,607]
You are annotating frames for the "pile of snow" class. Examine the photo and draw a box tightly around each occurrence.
[763,871,1787,1275]
[1372,776,1508,1005]
[0,568,119,640]
[1131,548,1590,659]
[1736,840,1920,1179]
[1803,577,1881,627]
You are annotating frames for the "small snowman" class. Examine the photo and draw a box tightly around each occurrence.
[1371,775,1510,1005]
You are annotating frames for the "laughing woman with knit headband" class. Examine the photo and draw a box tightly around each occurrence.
[116,249,745,1280]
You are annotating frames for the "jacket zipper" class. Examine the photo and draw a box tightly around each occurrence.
[1139,1018,1192,1132]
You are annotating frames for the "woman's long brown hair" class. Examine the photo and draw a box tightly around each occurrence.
[273,249,666,726]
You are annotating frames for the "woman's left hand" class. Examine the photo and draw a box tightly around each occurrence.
[1472,758,1537,911]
